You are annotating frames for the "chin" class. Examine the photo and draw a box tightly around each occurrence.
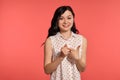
[59,26,72,32]
[61,29,71,32]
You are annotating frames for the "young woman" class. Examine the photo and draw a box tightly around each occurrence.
[44,6,87,80]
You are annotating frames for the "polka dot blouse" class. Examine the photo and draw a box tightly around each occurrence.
[49,32,83,80]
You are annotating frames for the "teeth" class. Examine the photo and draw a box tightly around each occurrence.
[63,25,68,27]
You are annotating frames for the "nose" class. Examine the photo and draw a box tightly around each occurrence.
[63,19,67,24]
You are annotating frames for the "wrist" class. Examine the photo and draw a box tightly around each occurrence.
[74,56,79,61]
[75,58,80,64]
[59,51,65,58]
[58,55,64,60]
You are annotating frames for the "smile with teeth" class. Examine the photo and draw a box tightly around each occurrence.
[62,25,70,28]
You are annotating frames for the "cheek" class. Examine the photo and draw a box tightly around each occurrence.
[69,20,74,25]
[69,19,74,23]
[58,21,63,26]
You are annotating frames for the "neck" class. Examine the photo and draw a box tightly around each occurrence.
[60,31,72,40]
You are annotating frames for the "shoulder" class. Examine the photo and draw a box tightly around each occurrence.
[80,35,87,47]
[45,33,59,46]
[75,33,87,39]
[76,34,87,45]
[44,37,52,47]
[81,35,87,43]
[45,35,56,43]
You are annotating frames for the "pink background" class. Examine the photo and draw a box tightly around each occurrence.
[0,0,120,80]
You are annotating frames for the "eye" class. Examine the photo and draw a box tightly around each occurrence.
[59,17,64,20]
[68,17,72,19]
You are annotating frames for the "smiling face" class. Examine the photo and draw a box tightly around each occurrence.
[58,10,74,32]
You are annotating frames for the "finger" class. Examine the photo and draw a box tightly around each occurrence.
[68,53,71,57]
[77,45,80,51]
[67,47,71,51]
[64,44,67,47]
[68,55,72,59]
[68,48,74,52]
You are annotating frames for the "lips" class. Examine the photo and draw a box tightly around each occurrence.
[62,25,70,28]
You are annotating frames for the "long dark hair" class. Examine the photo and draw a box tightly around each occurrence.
[41,6,79,46]
[47,6,79,38]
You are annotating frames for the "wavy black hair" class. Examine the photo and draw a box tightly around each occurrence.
[47,6,79,38]
[41,6,79,46]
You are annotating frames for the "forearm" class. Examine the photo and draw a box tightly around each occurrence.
[75,59,86,72]
[44,56,63,74]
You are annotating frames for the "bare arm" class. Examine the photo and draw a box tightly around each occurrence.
[75,36,87,72]
[44,37,64,74]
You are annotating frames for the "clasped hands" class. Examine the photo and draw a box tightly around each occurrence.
[60,44,80,61]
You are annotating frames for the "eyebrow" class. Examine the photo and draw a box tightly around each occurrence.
[60,15,72,17]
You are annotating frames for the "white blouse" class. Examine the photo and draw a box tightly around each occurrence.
[49,32,83,80]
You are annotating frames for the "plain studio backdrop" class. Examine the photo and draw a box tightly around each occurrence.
[0,0,120,80]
